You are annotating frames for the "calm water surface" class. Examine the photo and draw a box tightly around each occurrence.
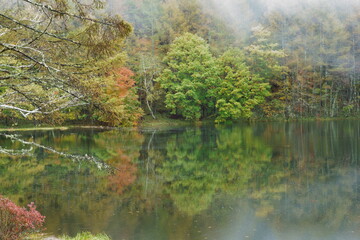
[0,120,359,240]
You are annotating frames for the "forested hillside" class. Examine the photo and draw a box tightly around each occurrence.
[1,0,359,126]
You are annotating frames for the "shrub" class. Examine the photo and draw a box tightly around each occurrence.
[0,195,45,240]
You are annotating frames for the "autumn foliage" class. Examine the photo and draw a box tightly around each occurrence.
[113,67,136,97]
[108,150,138,194]
[90,66,143,126]
[0,195,45,240]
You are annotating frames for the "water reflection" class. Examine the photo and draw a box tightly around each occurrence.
[0,120,359,239]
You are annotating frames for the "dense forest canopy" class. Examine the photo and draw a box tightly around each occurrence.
[0,0,359,126]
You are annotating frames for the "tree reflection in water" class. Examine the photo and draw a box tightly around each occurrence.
[0,120,359,239]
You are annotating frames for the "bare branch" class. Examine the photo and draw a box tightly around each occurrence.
[0,100,88,118]
[0,42,58,71]
[0,104,41,117]
[0,146,33,156]
[0,12,80,45]
[22,0,120,27]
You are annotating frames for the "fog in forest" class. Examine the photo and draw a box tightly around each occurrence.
[108,0,360,29]
[105,0,359,118]
[0,0,359,123]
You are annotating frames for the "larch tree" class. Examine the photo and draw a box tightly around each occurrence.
[245,24,288,118]
[0,0,138,125]
[215,49,270,123]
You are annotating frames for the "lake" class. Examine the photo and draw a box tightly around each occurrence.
[0,120,359,240]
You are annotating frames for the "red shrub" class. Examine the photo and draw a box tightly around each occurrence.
[0,195,45,240]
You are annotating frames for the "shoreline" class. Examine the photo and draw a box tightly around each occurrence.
[0,116,359,132]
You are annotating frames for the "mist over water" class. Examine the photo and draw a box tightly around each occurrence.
[1,120,359,239]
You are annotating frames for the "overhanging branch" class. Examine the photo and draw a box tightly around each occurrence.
[23,0,120,27]
[0,12,81,45]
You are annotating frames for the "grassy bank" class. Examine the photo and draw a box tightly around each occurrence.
[61,232,110,240]
[26,232,110,240]
[138,114,200,128]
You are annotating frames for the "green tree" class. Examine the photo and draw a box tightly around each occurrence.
[155,33,219,120]
[215,49,270,123]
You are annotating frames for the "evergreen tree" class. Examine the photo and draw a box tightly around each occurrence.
[216,49,270,122]
[245,25,288,117]
[0,0,140,126]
